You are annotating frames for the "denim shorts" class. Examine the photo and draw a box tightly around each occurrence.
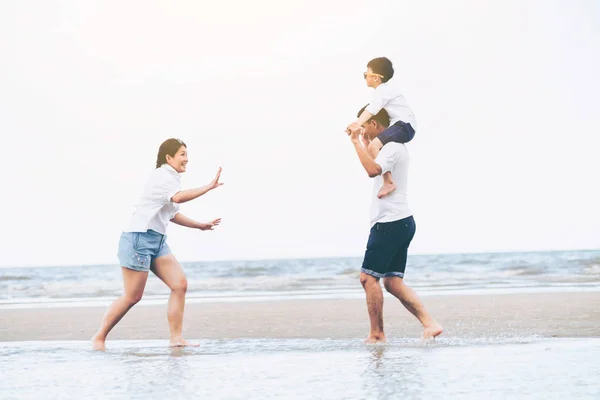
[361,216,416,279]
[117,230,172,272]
[377,121,416,146]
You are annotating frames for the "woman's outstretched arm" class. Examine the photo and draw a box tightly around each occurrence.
[171,213,221,231]
[171,167,223,204]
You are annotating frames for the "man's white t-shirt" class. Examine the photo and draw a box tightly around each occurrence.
[371,142,412,226]
[365,79,417,129]
[125,164,181,235]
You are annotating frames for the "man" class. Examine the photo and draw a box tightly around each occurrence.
[348,105,443,343]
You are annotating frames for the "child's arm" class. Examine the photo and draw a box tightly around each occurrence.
[348,87,387,131]
[346,110,373,133]
[355,109,374,126]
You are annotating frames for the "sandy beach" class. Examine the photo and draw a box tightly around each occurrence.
[1,292,599,342]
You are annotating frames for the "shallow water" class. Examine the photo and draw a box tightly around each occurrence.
[1,337,599,399]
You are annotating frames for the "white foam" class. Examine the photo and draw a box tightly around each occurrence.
[1,285,599,310]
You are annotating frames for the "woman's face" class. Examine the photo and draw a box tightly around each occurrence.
[166,145,188,173]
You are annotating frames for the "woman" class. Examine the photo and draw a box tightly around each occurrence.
[92,138,222,350]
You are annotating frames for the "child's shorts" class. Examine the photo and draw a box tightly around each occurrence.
[376,121,415,146]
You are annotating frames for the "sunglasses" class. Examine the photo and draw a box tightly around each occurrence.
[363,72,384,79]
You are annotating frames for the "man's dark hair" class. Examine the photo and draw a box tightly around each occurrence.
[358,105,390,128]
[367,57,394,83]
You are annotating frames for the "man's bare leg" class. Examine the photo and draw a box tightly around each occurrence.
[383,277,443,339]
[367,138,396,198]
[91,267,149,350]
[360,273,386,343]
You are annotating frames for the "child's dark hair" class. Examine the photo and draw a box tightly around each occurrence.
[358,105,390,128]
[367,57,394,83]
[156,138,187,168]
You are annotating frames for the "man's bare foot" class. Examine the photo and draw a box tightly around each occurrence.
[377,182,396,199]
[422,324,444,340]
[91,335,106,351]
[169,338,199,348]
[364,334,387,344]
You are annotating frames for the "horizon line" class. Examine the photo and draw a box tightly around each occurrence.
[1,247,598,269]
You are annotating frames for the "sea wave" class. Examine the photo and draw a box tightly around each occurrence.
[1,250,599,301]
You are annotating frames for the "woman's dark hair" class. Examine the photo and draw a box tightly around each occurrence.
[156,138,187,168]
[367,57,394,83]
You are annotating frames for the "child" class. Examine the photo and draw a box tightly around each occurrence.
[347,57,417,198]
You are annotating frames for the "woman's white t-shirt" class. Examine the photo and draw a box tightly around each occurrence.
[124,164,181,234]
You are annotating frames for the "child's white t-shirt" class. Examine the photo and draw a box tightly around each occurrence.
[365,79,417,129]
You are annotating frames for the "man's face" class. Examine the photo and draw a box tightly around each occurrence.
[361,119,386,140]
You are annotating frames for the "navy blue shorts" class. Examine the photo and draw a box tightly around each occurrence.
[376,121,415,146]
[361,216,416,279]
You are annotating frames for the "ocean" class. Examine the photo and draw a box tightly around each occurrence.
[1,250,599,399]
[1,249,599,309]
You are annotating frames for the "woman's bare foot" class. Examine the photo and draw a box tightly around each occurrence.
[91,335,106,351]
[365,334,387,344]
[422,323,444,340]
[169,338,199,348]
[377,182,396,199]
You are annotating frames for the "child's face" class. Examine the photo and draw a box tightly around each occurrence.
[364,68,381,88]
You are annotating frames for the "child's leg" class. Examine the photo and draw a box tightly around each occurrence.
[371,122,414,157]
[372,122,415,198]
[385,121,415,144]
[368,121,415,157]
[369,131,398,199]
[378,172,396,199]
[367,137,383,158]
[368,138,396,199]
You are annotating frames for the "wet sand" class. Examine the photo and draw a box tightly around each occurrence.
[1,292,599,342]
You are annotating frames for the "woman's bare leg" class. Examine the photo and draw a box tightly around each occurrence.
[91,267,149,350]
[151,254,197,347]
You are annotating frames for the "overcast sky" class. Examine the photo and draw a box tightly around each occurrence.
[1,0,599,267]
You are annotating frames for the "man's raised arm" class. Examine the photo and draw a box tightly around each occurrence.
[348,128,382,178]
